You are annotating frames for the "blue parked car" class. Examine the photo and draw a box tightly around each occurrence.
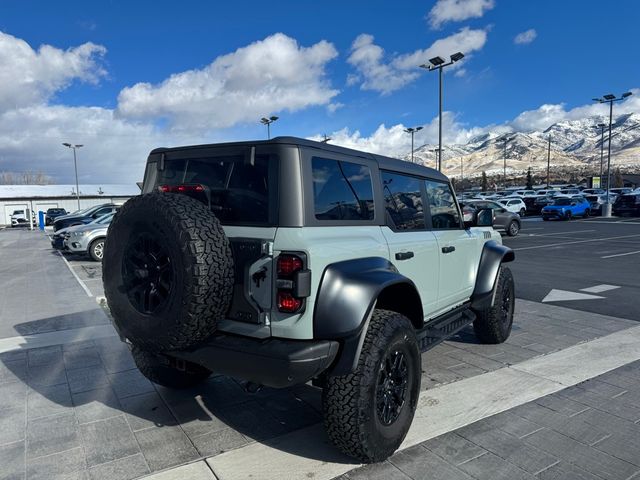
[542,196,590,221]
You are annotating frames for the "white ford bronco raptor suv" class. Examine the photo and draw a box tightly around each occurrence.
[103,137,515,462]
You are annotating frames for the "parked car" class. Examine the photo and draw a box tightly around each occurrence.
[510,190,536,198]
[613,191,640,217]
[461,200,521,236]
[584,194,608,215]
[102,136,516,463]
[581,188,606,196]
[10,209,35,227]
[610,188,633,196]
[542,196,590,220]
[64,213,114,261]
[53,204,119,231]
[45,208,67,225]
[498,197,526,216]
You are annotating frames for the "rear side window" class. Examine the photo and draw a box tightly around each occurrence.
[153,153,275,225]
[312,157,374,221]
[425,180,462,229]
[381,171,425,230]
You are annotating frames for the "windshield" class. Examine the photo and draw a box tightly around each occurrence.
[91,213,115,225]
[554,198,572,206]
[148,151,276,225]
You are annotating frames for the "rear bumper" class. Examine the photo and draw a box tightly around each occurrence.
[169,334,340,388]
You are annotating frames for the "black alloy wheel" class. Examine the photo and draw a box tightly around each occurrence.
[376,350,409,426]
[122,233,174,315]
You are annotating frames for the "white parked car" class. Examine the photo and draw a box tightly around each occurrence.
[498,198,526,216]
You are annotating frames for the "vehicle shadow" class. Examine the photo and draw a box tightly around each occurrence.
[1,314,356,466]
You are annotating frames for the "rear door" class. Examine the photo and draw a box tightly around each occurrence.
[380,171,439,317]
[424,179,476,310]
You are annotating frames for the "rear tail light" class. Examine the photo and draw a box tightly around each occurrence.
[276,253,310,314]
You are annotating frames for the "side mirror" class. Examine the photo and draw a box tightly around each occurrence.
[464,208,493,228]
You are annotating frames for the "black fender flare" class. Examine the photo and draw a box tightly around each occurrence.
[470,240,515,311]
[313,257,420,376]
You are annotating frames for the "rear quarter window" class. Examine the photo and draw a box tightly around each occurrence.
[312,157,374,221]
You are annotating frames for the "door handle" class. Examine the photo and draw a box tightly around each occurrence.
[441,246,456,254]
[395,251,414,261]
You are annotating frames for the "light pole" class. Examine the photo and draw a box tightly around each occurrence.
[593,123,606,187]
[431,148,440,170]
[592,92,632,216]
[62,142,83,209]
[419,52,464,172]
[502,136,512,188]
[260,116,279,139]
[546,134,551,188]
[403,126,423,162]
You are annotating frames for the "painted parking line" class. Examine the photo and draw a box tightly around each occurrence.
[601,250,640,259]
[526,229,596,237]
[513,233,640,251]
[207,324,640,480]
[580,284,621,293]
[58,251,94,297]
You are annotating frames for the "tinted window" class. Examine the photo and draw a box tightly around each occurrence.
[312,158,374,221]
[425,180,462,229]
[155,154,274,225]
[381,172,425,230]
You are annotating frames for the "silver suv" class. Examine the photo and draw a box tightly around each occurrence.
[103,137,515,462]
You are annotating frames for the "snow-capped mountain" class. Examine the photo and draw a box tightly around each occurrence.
[407,113,640,178]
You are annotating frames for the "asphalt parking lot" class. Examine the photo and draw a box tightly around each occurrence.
[1,222,640,480]
[504,216,640,320]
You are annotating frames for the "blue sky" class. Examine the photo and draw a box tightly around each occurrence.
[0,0,638,182]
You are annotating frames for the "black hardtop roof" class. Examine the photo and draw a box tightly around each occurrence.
[150,136,448,182]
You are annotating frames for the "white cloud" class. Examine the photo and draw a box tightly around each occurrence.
[0,31,106,110]
[117,33,339,130]
[514,29,537,45]
[428,0,495,29]
[348,28,488,95]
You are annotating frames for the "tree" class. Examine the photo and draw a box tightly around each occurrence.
[481,171,488,191]
[613,168,624,188]
[0,170,54,185]
[526,167,533,189]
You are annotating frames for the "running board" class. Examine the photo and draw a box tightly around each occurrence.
[416,304,475,352]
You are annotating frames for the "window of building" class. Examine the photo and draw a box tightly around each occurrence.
[381,171,425,230]
[425,180,462,229]
[312,158,374,221]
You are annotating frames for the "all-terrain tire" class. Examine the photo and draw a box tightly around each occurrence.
[322,310,421,463]
[131,346,210,389]
[88,238,105,262]
[103,193,234,352]
[473,266,515,344]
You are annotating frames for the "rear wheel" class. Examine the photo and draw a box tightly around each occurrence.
[507,220,520,237]
[323,310,421,463]
[132,346,210,389]
[565,211,572,221]
[519,208,526,217]
[584,209,590,218]
[473,267,514,344]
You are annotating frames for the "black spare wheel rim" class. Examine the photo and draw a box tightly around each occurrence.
[376,349,409,426]
[122,233,175,315]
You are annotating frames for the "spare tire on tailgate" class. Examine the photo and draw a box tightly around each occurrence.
[103,192,234,352]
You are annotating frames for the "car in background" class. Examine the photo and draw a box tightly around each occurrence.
[461,199,521,236]
[53,204,119,231]
[558,188,581,196]
[582,188,606,196]
[613,191,640,217]
[498,197,527,216]
[44,208,67,225]
[542,196,590,220]
[64,213,114,261]
[584,194,609,215]
[610,188,633,196]
[510,190,536,198]
[10,209,35,227]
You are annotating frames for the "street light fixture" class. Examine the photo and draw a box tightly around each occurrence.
[62,142,83,209]
[403,126,423,162]
[592,92,633,215]
[419,51,464,171]
[260,116,279,139]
